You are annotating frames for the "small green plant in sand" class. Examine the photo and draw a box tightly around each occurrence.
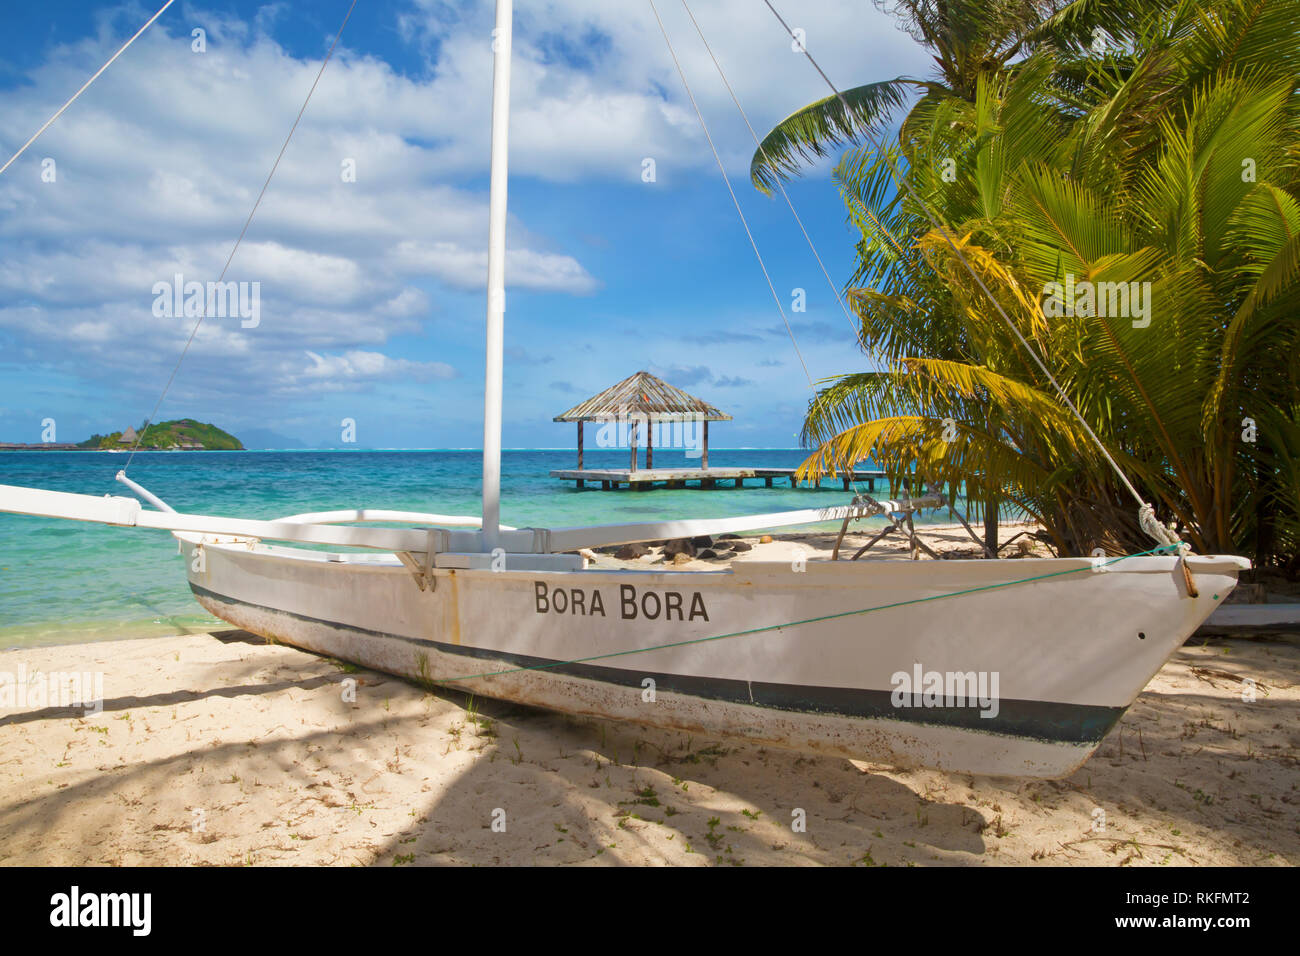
[464,696,495,738]
[443,721,463,754]
[414,653,436,693]
[619,786,660,809]
[705,817,723,851]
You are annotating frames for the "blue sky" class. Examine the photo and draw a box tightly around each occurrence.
[0,0,930,448]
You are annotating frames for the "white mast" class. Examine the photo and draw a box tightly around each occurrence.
[480,0,513,551]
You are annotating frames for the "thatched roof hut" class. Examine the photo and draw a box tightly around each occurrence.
[555,371,730,471]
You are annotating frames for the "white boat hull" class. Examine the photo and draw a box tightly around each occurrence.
[181,536,1246,777]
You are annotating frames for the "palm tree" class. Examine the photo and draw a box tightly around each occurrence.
[748,0,1176,193]
[798,0,1300,563]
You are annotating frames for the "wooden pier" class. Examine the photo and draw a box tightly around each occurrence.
[550,466,896,491]
[550,373,902,492]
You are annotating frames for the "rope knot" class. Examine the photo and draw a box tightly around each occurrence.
[1138,503,1191,555]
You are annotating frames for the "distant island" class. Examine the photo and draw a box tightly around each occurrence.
[80,419,244,450]
[0,419,244,451]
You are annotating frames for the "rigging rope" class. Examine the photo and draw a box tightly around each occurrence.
[676,0,923,508]
[678,0,862,348]
[646,0,813,387]
[650,0,892,504]
[758,0,1186,553]
[0,0,177,179]
[123,0,360,472]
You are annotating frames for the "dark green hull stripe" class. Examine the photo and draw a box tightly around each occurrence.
[191,582,1124,744]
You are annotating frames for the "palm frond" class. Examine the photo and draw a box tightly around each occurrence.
[749,79,925,194]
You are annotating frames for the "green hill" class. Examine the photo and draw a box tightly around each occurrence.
[79,419,244,451]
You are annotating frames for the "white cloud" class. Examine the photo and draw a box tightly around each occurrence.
[0,8,618,407]
[298,349,457,384]
[0,0,928,440]
[391,240,598,294]
[400,0,929,181]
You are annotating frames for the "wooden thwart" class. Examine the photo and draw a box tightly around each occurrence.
[830,490,949,561]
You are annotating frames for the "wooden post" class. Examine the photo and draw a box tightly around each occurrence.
[576,421,583,470]
[702,420,709,470]
[629,420,638,473]
[647,419,653,469]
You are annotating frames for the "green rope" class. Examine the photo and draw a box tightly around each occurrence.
[433,544,1181,684]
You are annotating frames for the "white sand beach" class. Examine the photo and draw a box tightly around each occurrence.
[1,527,1295,867]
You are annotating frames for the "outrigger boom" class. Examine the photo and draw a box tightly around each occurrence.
[0,481,942,559]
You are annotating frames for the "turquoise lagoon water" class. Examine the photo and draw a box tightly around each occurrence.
[0,448,918,648]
